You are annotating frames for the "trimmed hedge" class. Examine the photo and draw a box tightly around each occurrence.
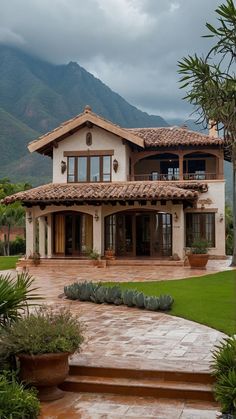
[64,282,174,312]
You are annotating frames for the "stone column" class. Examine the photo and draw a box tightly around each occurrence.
[47,213,53,258]
[172,205,185,259]
[38,216,46,258]
[25,209,36,258]
[93,207,103,256]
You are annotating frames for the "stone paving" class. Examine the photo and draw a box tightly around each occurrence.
[40,392,219,418]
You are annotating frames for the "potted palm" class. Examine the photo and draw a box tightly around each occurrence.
[188,238,209,269]
[1,306,84,402]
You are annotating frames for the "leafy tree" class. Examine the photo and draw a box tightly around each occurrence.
[178,0,236,265]
[0,179,31,256]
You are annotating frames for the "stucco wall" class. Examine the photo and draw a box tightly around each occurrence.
[53,126,129,183]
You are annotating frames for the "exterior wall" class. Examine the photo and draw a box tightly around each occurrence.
[185,180,225,256]
[53,126,130,183]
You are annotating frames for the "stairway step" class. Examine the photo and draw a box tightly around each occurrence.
[69,365,214,385]
[60,374,214,402]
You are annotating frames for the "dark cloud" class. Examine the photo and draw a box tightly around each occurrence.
[0,0,222,119]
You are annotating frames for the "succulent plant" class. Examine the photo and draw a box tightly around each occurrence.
[64,283,79,300]
[90,285,106,304]
[144,296,160,311]
[105,286,123,305]
[122,290,136,307]
[133,292,145,308]
[159,295,174,310]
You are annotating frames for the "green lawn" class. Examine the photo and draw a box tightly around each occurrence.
[108,270,236,336]
[0,256,19,270]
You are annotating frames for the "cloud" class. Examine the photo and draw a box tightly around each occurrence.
[0,0,222,119]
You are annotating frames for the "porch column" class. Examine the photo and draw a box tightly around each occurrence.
[47,213,52,258]
[25,209,36,258]
[179,152,184,180]
[218,155,224,180]
[93,207,103,256]
[38,216,46,258]
[172,205,185,259]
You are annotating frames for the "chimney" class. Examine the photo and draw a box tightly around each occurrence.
[209,120,218,138]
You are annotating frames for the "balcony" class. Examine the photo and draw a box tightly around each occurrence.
[128,172,217,182]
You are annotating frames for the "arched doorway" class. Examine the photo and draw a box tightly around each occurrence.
[53,211,93,256]
[105,211,172,257]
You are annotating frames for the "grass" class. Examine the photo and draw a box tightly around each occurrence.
[107,270,236,336]
[0,256,19,270]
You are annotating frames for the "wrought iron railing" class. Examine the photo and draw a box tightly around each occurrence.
[128,173,217,181]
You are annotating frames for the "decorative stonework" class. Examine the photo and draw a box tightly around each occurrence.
[86,132,92,146]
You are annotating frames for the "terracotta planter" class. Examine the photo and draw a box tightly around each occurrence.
[18,352,70,401]
[188,254,209,269]
[104,249,115,260]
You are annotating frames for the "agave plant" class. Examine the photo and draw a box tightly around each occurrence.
[0,272,40,327]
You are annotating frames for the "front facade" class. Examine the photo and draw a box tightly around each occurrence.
[4,106,228,261]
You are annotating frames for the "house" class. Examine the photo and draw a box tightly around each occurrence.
[3,106,228,262]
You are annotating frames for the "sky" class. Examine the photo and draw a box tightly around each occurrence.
[0,0,222,120]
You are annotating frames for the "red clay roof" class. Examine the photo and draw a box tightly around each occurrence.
[128,127,224,148]
[2,181,206,205]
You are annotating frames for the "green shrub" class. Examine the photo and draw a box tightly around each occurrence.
[133,292,145,308]
[64,281,94,301]
[144,296,160,311]
[10,237,26,256]
[0,372,40,419]
[1,306,84,356]
[190,238,209,254]
[159,295,174,311]
[211,336,236,416]
[105,286,123,305]
[0,272,40,327]
[90,285,107,304]
[123,289,136,307]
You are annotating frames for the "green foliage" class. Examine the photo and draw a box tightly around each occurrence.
[144,296,160,311]
[226,204,234,255]
[0,272,40,327]
[159,295,174,311]
[190,239,209,254]
[133,292,145,308]
[122,289,136,307]
[211,336,236,415]
[90,285,107,304]
[1,306,84,356]
[64,282,174,313]
[105,286,123,305]
[0,371,40,419]
[85,247,100,260]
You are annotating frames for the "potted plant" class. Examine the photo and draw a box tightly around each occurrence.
[188,238,209,269]
[211,336,236,419]
[85,247,101,266]
[104,247,115,260]
[1,306,84,402]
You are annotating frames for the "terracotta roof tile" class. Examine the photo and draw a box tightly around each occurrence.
[2,181,206,205]
[128,127,224,148]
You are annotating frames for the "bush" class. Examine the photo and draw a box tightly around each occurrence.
[0,272,40,328]
[211,336,236,416]
[190,238,209,254]
[64,282,174,312]
[0,372,40,419]
[1,306,84,356]
[10,237,26,255]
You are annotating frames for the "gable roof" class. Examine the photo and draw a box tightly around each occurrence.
[28,106,144,156]
[128,127,224,148]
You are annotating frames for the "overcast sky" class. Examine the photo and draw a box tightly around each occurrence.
[1,0,222,120]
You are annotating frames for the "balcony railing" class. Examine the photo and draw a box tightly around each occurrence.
[128,173,217,181]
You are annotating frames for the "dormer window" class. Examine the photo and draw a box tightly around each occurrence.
[66,151,113,182]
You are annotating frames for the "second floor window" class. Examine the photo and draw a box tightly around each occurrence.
[68,155,111,182]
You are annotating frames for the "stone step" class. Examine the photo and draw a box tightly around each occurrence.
[106,259,184,266]
[60,365,215,402]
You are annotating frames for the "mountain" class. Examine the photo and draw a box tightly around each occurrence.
[167,118,233,205]
[0,45,168,184]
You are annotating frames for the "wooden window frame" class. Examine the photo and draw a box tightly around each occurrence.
[185,212,215,247]
[67,155,112,183]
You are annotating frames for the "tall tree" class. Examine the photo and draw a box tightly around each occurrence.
[178,0,236,265]
[0,179,30,256]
